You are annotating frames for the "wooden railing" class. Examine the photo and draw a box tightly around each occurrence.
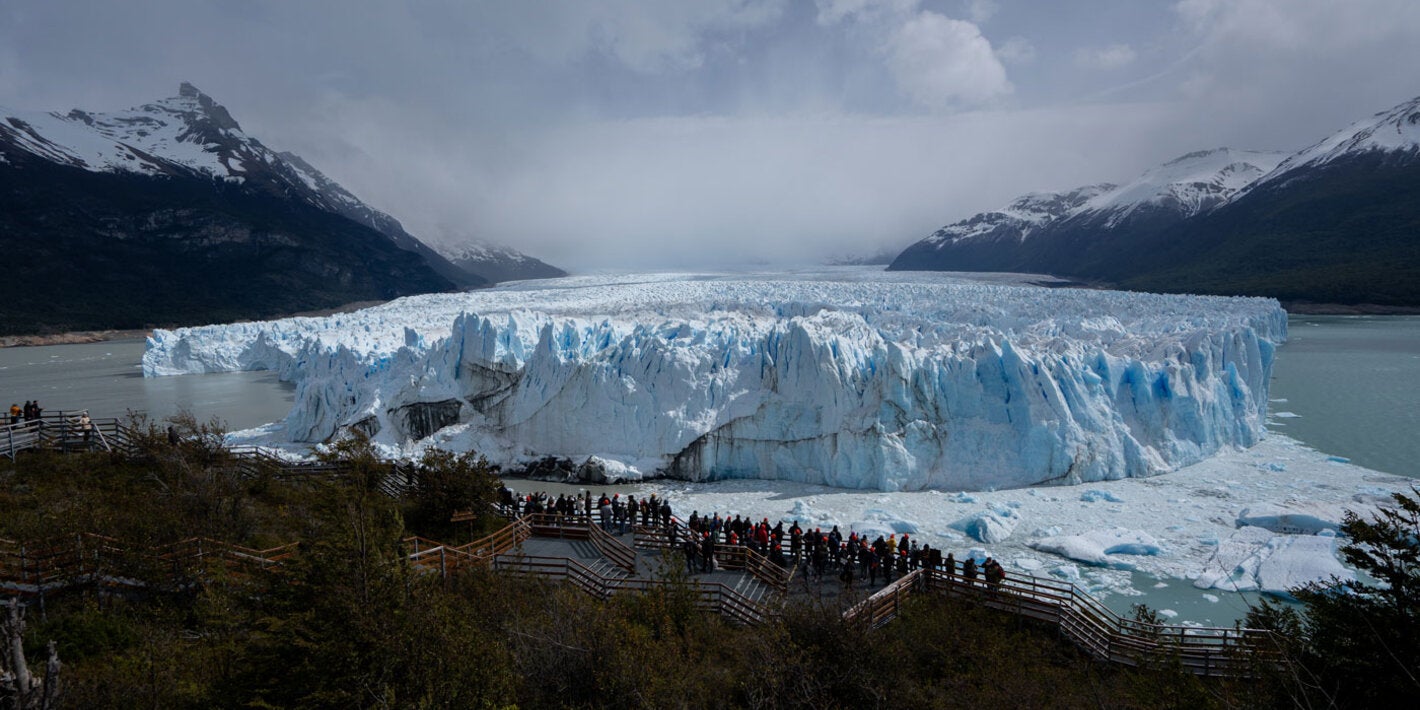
[495,553,769,626]
[0,533,299,598]
[842,568,1276,677]
[633,518,794,594]
[5,413,1274,675]
[0,412,414,500]
[2,415,141,459]
[405,515,533,577]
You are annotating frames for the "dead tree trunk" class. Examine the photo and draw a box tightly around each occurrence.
[1,598,60,710]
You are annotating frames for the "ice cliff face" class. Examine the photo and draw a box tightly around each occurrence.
[143,270,1287,492]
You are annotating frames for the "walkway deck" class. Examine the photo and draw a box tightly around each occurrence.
[1,412,1280,676]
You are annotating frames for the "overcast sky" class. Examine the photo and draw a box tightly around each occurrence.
[3,0,1419,269]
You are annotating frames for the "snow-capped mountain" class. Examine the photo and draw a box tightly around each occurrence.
[439,241,567,284]
[0,83,253,178]
[892,94,1420,307]
[1,85,439,334]
[1072,148,1287,228]
[1253,94,1420,187]
[922,184,1115,247]
[0,84,568,334]
[890,148,1282,276]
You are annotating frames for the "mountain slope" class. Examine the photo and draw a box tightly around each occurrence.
[0,147,455,334]
[1119,97,1420,306]
[890,96,1420,307]
[0,84,466,334]
[890,148,1285,277]
[440,242,567,284]
[891,185,1114,272]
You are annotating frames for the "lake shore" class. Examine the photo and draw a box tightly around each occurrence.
[0,329,151,348]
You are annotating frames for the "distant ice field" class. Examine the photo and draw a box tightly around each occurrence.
[145,268,1286,491]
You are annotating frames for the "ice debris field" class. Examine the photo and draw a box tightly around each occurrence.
[514,434,1410,621]
[142,269,1412,620]
[146,269,1285,492]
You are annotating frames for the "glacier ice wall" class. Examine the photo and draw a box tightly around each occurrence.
[143,271,1287,491]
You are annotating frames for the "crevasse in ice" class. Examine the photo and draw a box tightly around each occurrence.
[143,271,1287,491]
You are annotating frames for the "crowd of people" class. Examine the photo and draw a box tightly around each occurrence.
[498,487,674,534]
[497,485,1011,592]
[7,400,43,425]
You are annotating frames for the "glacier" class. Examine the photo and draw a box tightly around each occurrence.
[143,269,1287,491]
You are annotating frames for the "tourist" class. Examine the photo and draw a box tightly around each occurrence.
[962,557,978,583]
[984,558,1006,591]
[598,494,612,531]
[700,532,716,572]
[8,403,19,425]
[683,536,699,574]
[76,410,93,444]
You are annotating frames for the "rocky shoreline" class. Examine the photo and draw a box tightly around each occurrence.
[0,329,151,348]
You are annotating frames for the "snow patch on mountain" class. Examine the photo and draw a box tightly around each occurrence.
[1257,95,1420,185]
[439,241,538,265]
[144,269,1286,492]
[1078,148,1287,227]
[0,83,258,179]
[923,184,1114,246]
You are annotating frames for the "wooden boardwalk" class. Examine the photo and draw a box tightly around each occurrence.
[1,413,1280,677]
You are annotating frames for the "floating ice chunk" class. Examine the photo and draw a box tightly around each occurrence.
[1194,526,1354,597]
[1028,528,1165,569]
[1236,501,1352,534]
[1051,564,1083,582]
[784,500,820,527]
[859,508,921,534]
[1257,462,1287,472]
[951,508,1019,543]
[1271,411,1301,418]
[1014,557,1044,571]
[1080,489,1125,503]
[949,492,979,504]
[1159,609,1179,619]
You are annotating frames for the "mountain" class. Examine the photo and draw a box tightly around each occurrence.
[271,151,483,289]
[0,84,562,335]
[891,95,1420,307]
[897,184,1116,272]
[439,241,567,284]
[1117,98,1420,307]
[890,148,1287,276]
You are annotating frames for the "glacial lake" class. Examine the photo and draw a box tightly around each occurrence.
[3,314,1417,626]
[4,315,1416,480]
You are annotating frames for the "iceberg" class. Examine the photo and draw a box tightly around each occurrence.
[1194,526,1354,597]
[143,269,1286,491]
[1236,501,1352,535]
[1028,528,1166,569]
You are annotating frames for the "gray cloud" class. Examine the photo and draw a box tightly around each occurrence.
[2,0,1419,270]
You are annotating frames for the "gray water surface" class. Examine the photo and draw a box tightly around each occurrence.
[0,339,293,430]
[1267,316,1420,478]
[3,316,1416,626]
